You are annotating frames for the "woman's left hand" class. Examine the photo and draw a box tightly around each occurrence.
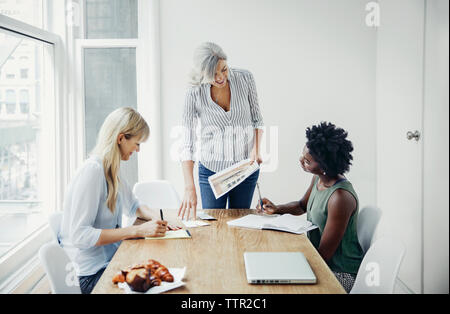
[250,148,263,165]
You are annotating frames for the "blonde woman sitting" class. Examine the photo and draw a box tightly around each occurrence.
[59,107,175,294]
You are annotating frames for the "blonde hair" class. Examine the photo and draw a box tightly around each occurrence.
[91,107,150,213]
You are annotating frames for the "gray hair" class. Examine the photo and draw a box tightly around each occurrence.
[189,42,228,86]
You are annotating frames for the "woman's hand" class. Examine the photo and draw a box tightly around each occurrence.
[250,147,263,165]
[136,220,167,238]
[167,222,183,231]
[178,186,197,220]
[256,198,279,215]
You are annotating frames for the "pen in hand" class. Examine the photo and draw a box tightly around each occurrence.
[256,182,264,212]
[159,209,170,231]
[160,209,168,228]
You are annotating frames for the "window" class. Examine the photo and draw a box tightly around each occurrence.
[79,0,141,187]
[19,89,29,114]
[5,89,15,114]
[84,47,138,162]
[1,0,70,291]
[0,0,43,28]
[0,28,56,260]
[85,0,138,39]
[1,0,156,290]
[20,69,28,79]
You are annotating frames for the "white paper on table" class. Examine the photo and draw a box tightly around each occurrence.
[182,220,210,228]
[208,159,260,199]
[227,214,318,235]
[118,267,186,294]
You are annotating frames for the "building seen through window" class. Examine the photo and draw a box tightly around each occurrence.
[0,0,49,258]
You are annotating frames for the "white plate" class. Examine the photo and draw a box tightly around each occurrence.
[118,267,186,294]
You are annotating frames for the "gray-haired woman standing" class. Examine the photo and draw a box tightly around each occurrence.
[178,42,264,220]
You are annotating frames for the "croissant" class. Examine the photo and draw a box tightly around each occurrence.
[112,259,173,291]
[154,266,174,282]
[128,263,147,271]
[145,259,162,272]
[112,271,125,284]
[126,268,152,292]
[149,274,162,287]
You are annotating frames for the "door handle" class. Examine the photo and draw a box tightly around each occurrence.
[406,130,421,141]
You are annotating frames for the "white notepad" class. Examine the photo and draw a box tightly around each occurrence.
[227,214,317,235]
[182,220,210,228]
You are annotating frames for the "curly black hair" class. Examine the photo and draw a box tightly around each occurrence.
[305,122,354,178]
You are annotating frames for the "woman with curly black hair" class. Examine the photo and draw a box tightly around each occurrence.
[257,122,364,293]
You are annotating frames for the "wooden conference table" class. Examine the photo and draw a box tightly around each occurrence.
[92,209,345,294]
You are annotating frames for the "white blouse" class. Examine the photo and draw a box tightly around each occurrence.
[59,156,140,276]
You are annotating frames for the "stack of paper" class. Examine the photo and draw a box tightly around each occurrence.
[227,214,317,235]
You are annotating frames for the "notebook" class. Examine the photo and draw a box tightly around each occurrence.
[145,229,191,240]
[244,252,317,284]
[227,214,317,234]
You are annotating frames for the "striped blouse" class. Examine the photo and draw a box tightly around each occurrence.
[180,68,264,173]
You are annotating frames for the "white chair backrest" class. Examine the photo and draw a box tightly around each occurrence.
[133,180,181,209]
[350,237,406,294]
[38,242,81,294]
[357,205,382,253]
[49,212,63,243]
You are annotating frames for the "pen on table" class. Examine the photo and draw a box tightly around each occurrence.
[256,182,264,211]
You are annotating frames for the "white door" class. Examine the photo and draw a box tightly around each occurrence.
[423,0,449,294]
[376,0,425,293]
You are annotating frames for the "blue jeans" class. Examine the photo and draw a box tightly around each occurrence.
[199,162,260,209]
[79,267,106,294]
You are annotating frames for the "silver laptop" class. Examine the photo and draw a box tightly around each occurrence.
[244,252,317,284]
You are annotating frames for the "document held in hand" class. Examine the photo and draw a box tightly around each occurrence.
[227,214,318,235]
[208,159,260,199]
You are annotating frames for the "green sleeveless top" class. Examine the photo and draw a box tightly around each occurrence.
[306,176,363,275]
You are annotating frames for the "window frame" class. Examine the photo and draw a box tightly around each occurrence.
[0,12,62,286]
[74,0,162,180]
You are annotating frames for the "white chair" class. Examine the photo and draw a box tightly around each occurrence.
[38,242,81,294]
[133,180,181,209]
[357,205,382,253]
[48,212,63,243]
[350,237,406,294]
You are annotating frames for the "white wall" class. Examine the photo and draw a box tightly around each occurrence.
[159,0,377,209]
